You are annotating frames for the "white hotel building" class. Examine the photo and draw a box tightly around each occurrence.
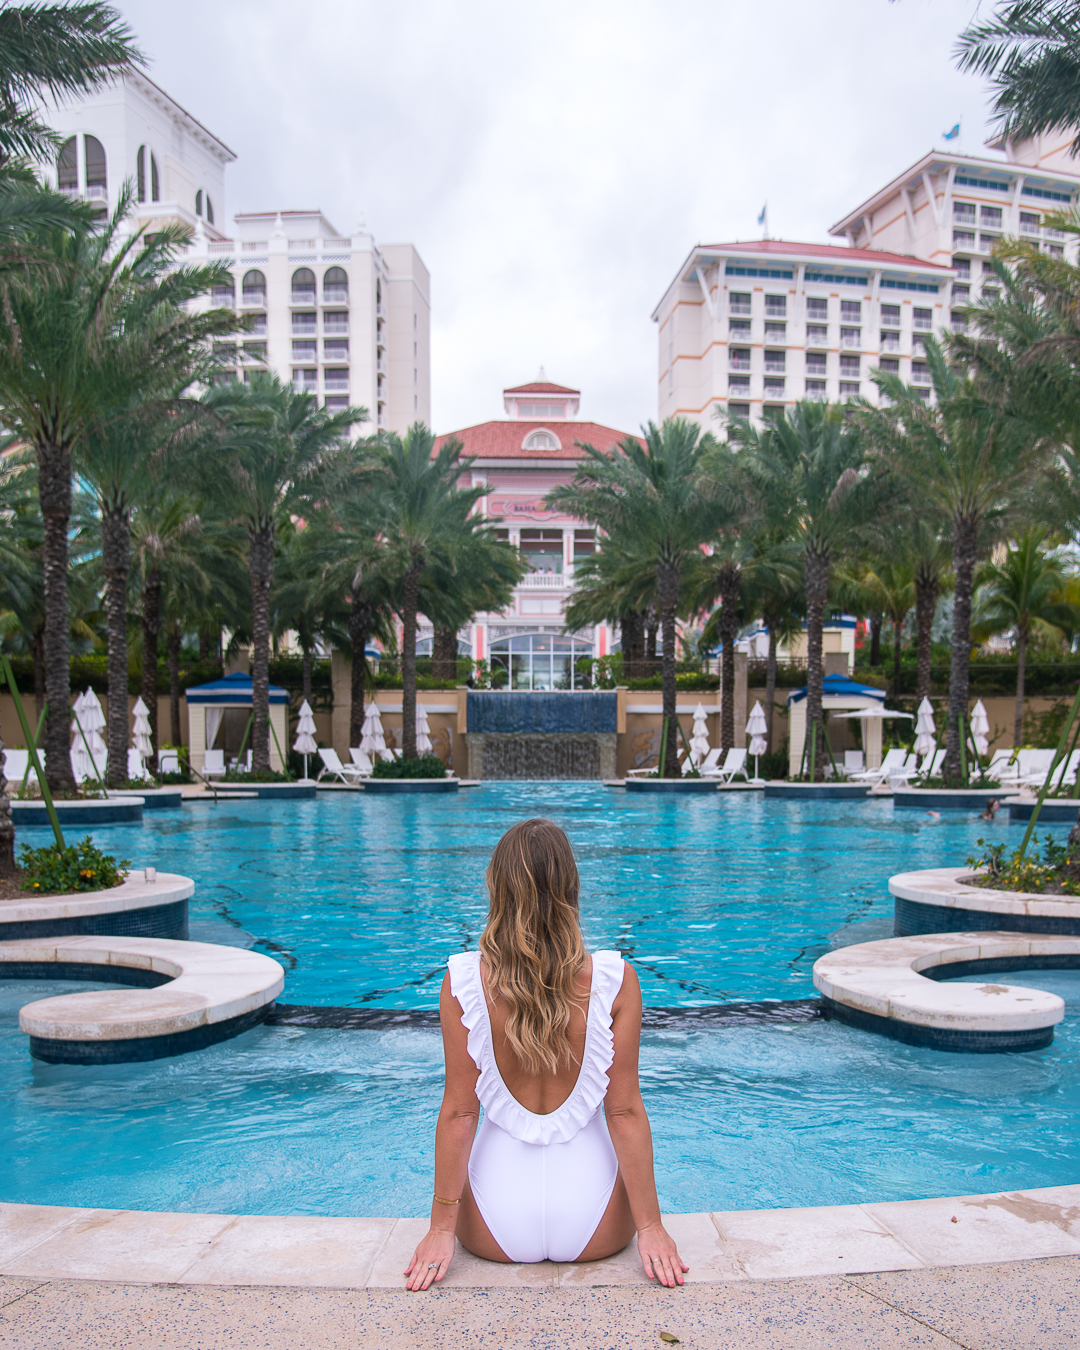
[657,138,1080,429]
[35,73,429,433]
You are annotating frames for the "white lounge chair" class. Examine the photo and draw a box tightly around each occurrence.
[1046,749,1080,791]
[127,749,148,779]
[233,750,252,774]
[1017,748,1056,788]
[317,747,365,784]
[706,748,749,783]
[986,748,1018,782]
[349,748,374,777]
[916,748,945,780]
[202,749,226,779]
[696,747,723,776]
[4,748,29,781]
[849,747,908,784]
[158,749,180,774]
[843,750,865,776]
[627,748,687,778]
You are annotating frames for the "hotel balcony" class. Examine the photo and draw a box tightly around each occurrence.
[518,570,571,590]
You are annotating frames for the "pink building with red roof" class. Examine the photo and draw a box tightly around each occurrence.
[431,375,634,687]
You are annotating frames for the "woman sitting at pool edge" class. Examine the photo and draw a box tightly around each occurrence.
[405,817,687,1290]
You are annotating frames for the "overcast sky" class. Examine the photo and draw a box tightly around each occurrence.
[116,0,995,434]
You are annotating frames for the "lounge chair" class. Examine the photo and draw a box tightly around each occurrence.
[1017,748,1057,790]
[127,749,147,779]
[986,749,1018,783]
[705,748,749,783]
[233,750,252,774]
[4,748,29,782]
[158,749,180,775]
[627,748,687,778]
[317,747,365,784]
[849,747,908,784]
[202,749,226,779]
[349,748,374,778]
[843,750,864,776]
[916,749,945,780]
[696,747,723,776]
[1046,749,1080,791]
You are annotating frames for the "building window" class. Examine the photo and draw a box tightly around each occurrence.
[324,310,349,334]
[912,333,928,355]
[763,376,785,396]
[248,313,267,336]
[912,386,931,402]
[324,367,350,392]
[211,281,234,306]
[951,311,968,333]
[953,202,976,222]
[729,291,751,315]
[520,528,563,574]
[292,369,318,392]
[805,379,827,398]
[213,342,236,362]
[523,430,560,450]
[911,361,930,384]
[489,632,593,692]
[195,189,203,216]
[727,401,750,418]
[980,205,1003,227]
[762,404,785,423]
[953,230,975,248]
[729,348,751,371]
[206,195,214,225]
[83,135,106,197]
[952,283,970,301]
[292,340,317,360]
[292,311,317,335]
[806,323,828,345]
[806,296,828,320]
[150,152,159,202]
[292,267,316,304]
[242,269,267,306]
[952,257,971,279]
[764,294,786,317]
[57,136,77,192]
[840,299,861,322]
[728,374,750,393]
[806,353,827,375]
[574,529,596,559]
[242,342,267,364]
[1049,243,1065,258]
[913,307,932,330]
[518,402,566,417]
[1020,210,1040,236]
[840,326,861,349]
[881,330,900,351]
[323,266,348,303]
[839,381,860,397]
[878,357,899,373]
[764,350,786,373]
[325,395,349,410]
[880,303,900,324]
[764,321,786,342]
[324,339,349,360]
[983,287,1000,304]
[136,144,146,202]
[840,354,860,377]
[729,318,750,338]
[980,233,997,252]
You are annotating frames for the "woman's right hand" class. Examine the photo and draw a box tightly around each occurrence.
[637,1222,688,1287]
[404,1226,456,1291]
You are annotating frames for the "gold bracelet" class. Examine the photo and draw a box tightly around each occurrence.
[433,1194,460,1206]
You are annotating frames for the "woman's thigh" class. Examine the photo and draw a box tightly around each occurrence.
[455,1176,512,1263]
[571,1171,636,1263]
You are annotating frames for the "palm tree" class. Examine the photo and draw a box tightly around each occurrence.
[857,557,915,697]
[860,341,1051,780]
[956,2,1080,155]
[563,538,662,684]
[0,194,236,791]
[975,531,1078,745]
[200,375,365,772]
[374,424,487,759]
[732,402,883,780]
[549,420,728,776]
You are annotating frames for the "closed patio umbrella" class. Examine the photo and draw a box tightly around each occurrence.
[746,700,768,783]
[131,696,153,776]
[689,702,710,766]
[415,702,433,756]
[293,699,318,782]
[914,696,937,761]
[970,699,990,758]
[360,702,386,757]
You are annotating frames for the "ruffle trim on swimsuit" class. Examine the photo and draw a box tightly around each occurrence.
[447,949,626,1147]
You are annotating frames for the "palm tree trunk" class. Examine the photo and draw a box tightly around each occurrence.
[302,646,313,704]
[868,611,882,667]
[141,570,161,760]
[944,515,979,782]
[167,620,182,746]
[248,525,274,773]
[348,587,371,748]
[432,626,457,682]
[32,627,44,721]
[891,617,904,697]
[620,610,643,680]
[657,561,680,777]
[1014,623,1027,749]
[645,605,658,674]
[0,731,14,877]
[717,564,741,752]
[101,504,130,788]
[37,441,76,794]
[914,569,939,706]
[804,548,830,782]
[763,614,778,756]
[402,558,423,759]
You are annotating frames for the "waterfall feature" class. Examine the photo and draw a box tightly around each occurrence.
[465,692,617,780]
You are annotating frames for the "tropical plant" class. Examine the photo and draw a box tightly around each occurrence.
[199,374,366,771]
[731,401,883,779]
[974,530,1078,744]
[549,419,729,776]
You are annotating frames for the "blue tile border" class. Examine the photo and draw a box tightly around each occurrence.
[820,995,1056,1052]
[894,895,1080,936]
[28,1003,274,1064]
[0,898,188,941]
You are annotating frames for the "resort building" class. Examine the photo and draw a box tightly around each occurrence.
[34,76,430,433]
[653,240,953,429]
[432,378,631,684]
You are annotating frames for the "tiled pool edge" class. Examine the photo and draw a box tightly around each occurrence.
[2,1185,1079,1288]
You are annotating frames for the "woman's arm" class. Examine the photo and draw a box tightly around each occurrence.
[603,962,688,1288]
[404,971,481,1291]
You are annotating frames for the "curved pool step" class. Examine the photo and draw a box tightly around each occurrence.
[890,865,1080,936]
[813,931,1076,1051]
[0,935,284,1063]
[0,870,194,941]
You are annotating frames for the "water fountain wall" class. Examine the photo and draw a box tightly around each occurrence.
[465,693,618,779]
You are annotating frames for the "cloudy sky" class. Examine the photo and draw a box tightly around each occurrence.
[116,0,995,434]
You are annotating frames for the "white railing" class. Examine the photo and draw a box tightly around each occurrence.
[323,289,349,304]
[518,571,570,589]
[764,361,786,374]
[292,347,317,361]
[324,378,350,393]
[241,293,266,308]
[729,359,750,372]
[323,238,351,250]
[242,241,268,252]
[292,322,317,336]
[324,346,349,360]
[291,291,316,305]
[880,334,900,351]
[376,357,387,374]
[840,331,861,349]
[376,302,386,318]
[325,321,349,335]
[209,241,235,254]
[289,239,316,249]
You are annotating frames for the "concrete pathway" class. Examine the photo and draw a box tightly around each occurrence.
[2,1257,1078,1348]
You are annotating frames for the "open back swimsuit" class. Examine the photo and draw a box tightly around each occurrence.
[446,949,626,1263]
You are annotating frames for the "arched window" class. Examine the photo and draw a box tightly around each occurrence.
[150,152,160,202]
[57,136,77,192]
[195,189,203,216]
[136,145,146,202]
[291,267,316,302]
[323,266,348,302]
[523,429,560,451]
[205,195,214,225]
[242,269,266,306]
[83,135,106,197]
[488,633,593,691]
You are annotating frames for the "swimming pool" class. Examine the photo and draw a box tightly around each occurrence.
[3,785,1077,1217]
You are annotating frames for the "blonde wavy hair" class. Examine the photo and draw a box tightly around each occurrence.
[479,818,588,1075]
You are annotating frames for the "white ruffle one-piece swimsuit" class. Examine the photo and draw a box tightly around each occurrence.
[446,949,626,1264]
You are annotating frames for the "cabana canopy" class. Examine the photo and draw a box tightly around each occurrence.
[185,673,289,773]
[185,672,290,705]
[786,674,887,777]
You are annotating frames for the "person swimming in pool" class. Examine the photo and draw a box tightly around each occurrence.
[980,798,1000,820]
[404,817,686,1291]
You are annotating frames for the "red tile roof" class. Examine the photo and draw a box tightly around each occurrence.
[710,239,953,271]
[436,419,633,460]
[503,381,581,395]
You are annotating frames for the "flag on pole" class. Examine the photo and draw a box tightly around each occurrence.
[943,123,960,141]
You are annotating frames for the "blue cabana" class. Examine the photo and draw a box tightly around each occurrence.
[786,673,886,776]
[185,673,290,773]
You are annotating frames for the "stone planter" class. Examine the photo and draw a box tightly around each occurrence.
[11,796,143,826]
[624,778,719,793]
[1004,797,1079,823]
[213,782,317,799]
[893,787,1004,810]
[0,870,194,941]
[764,783,870,800]
[889,865,1080,936]
[359,778,459,793]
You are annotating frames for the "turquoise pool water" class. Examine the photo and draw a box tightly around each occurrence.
[3,785,1078,1217]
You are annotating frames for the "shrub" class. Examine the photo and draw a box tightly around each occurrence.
[372,754,447,779]
[967,834,1080,895]
[17,837,129,894]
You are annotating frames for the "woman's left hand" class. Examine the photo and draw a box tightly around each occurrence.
[404,1226,457,1291]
